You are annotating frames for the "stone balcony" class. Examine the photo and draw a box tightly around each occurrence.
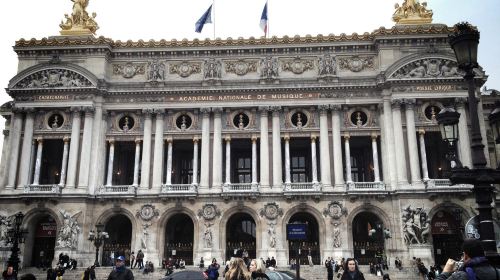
[283,182,322,196]
[221,183,259,198]
[160,183,198,197]
[97,185,137,197]
[425,179,473,193]
[23,184,62,195]
[347,181,387,195]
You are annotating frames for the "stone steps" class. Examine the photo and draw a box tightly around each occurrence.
[278,265,423,280]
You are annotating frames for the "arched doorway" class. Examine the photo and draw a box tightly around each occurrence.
[165,214,194,265]
[431,210,463,265]
[226,213,256,261]
[352,212,385,265]
[288,212,320,265]
[31,215,57,267]
[102,214,132,266]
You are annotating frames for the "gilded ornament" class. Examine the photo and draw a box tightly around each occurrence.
[393,0,433,25]
[169,62,202,78]
[59,0,99,35]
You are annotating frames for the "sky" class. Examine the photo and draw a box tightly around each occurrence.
[0,0,499,152]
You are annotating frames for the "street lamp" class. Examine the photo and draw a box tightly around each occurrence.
[88,223,109,267]
[436,107,462,168]
[436,21,500,263]
[7,212,28,273]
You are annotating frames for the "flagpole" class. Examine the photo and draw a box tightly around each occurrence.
[212,0,216,40]
[267,0,270,39]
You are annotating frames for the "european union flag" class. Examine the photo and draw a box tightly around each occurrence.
[195,4,213,33]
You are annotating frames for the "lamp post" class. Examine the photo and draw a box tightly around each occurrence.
[88,223,109,267]
[436,22,500,264]
[7,212,27,273]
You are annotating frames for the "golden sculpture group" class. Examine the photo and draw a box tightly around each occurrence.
[393,0,433,25]
[60,0,99,35]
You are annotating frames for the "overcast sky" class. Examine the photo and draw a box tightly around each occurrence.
[0,0,499,151]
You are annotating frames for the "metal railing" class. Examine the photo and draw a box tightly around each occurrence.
[24,184,62,194]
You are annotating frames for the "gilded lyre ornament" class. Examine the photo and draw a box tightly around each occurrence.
[60,0,99,35]
[393,0,433,25]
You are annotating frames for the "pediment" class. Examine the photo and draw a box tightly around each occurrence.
[9,64,97,90]
[388,58,462,80]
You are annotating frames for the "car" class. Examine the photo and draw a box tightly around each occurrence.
[266,270,306,280]
[162,270,205,280]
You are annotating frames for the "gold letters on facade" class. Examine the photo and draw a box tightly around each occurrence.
[60,0,99,35]
[393,0,433,25]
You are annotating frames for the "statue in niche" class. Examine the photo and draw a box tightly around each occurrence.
[402,206,430,245]
[147,61,165,82]
[141,223,150,249]
[332,223,341,248]
[56,210,81,249]
[260,57,279,79]
[180,115,187,130]
[319,54,336,76]
[51,116,60,129]
[268,222,277,248]
[204,59,221,79]
[203,222,213,248]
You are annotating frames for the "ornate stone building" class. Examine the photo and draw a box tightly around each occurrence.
[0,0,498,269]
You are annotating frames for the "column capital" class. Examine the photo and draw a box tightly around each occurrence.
[403,98,416,109]
[36,138,44,143]
[318,105,329,113]
[199,107,211,115]
[418,128,426,135]
[23,107,36,115]
[283,134,290,141]
[391,99,403,109]
[224,136,231,142]
[330,104,342,111]
[142,108,154,116]
[82,106,95,115]
[270,106,281,113]
[107,138,115,144]
[310,134,317,141]
[63,136,70,143]
[154,108,166,116]
[212,107,223,114]
[455,97,468,107]
[371,133,378,140]
[135,138,142,144]
[165,137,173,143]
[251,135,258,142]
[70,106,82,113]
[3,130,9,136]
[377,103,384,111]
[258,106,271,113]
[193,137,199,143]
[344,133,350,140]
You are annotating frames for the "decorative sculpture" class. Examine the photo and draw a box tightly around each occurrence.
[147,60,166,82]
[204,59,222,80]
[56,210,81,249]
[391,58,462,79]
[259,202,283,220]
[401,206,430,245]
[332,222,341,248]
[393,0,433,25]
[260,56,279,80]
[268,222,277,248]
[0,215,11,247]
[14,69,93,89]
[203,222,213,248]
[318,54,337,76]
[60,0,99,35]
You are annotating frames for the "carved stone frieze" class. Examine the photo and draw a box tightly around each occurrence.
[402,205,430,245]
[0,215,12,247]
[113,63,145,78]
[13,69,93,89]
[260,56,279,80]
[136,204,160,221]
[197,204,221,221]
[204,58,222,80]
[259,202,283,220]
[338,56,374,72]
[56,209,81,249]
[281,57,314,74]
[318,54,337,76]
[147,60,166,82]
[170,61,201,78]
[225,60,258,76]
[323,201,348,220]
[390,58,461,79]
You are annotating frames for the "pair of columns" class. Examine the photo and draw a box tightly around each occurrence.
[223,137,259,185]
[343,134,382,183]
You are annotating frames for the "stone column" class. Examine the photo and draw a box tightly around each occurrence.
[259,107,270,190]
[212,108,223,188]
[59,137,70,186]
[330,105,344,187]
[391,99,408,185]
[418,129,430,181]
[133,139,141,187]
[192,138,199,185]
[284,134,291,184]
[152,109,165,189]
[28,139,36,186]
[404,99,422,184]
[106,139,115,186]
[344,134,352,183]
[18,109,35,188]
[78,106,95,188]
[88,103,104,194]
[382,97,398,188]
[251,136,258,185]
[6,111,24,189]
[310,135,319,184]
[32,138,44,185]
[225,137,231,185]
[165,138,173,185]
[379,105,389,184]
[200,108,211,189]
[0,124,11,188]
[271,106,283,188]
[66,107,81,188]
[140,109,153,188]
[371,134,381,182]
[456,98,472,167]
[318,105,332,190]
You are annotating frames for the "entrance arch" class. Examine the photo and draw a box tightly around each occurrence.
[431,210,463,265]
[30,215,57,267]
[352,212,385,265]
[226,213,256,261]
[287,212,320,265]
[165,213,194,265]
[102,214,132,266]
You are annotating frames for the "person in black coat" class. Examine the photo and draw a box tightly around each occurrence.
[325,257,334,280]
[107,256,134,280]
[340,258,365,280]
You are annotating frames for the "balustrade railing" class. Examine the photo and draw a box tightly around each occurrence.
[348,181,386,190]
[98,185,137,195]
[24,184,62,194]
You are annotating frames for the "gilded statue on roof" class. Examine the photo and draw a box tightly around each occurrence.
[60,0,99,35]
[393,0,433,25]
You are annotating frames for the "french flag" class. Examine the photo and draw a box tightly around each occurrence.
[260,1,268,36]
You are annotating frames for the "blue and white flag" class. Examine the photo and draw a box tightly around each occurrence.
[195,4,213,33]
[260,1,268,36]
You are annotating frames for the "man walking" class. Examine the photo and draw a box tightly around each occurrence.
[107,256,134,280]
[135,250,144,269]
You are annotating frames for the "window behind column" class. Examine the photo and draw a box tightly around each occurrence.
[111,141,135,185]
[39,139,63,184]
[171,140,195,184]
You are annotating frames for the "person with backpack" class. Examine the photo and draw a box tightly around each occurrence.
[135,250,144,269]
[437,239,500,280]
[205,258,220,280]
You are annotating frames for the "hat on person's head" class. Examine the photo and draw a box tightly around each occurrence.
[116,256,125,261]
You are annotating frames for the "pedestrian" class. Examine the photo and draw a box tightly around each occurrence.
[224,258,251,280]
[249,259,270,280]
[205,258,220,280]
[2,265,17,280]
[382,273,391,280]
[307,248,313,266]
[199,257,205,269]
[130,252,135,269]
[436,238,500,280]
[340,258,365,280]
[325,257,334,280]
[135,250,144,269]
[107,256,134,280]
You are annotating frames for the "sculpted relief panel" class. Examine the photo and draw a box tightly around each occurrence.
[113,63,146,78]
[169,62,202,78]
[338,56,374,72]
[390,58,461,79]
[14,69,93,89]
[225,60,258,76]
[281,57,314,74]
